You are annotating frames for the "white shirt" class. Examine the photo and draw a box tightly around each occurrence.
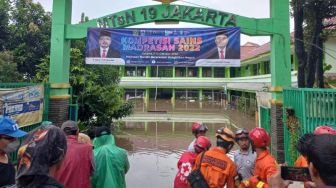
[100,47,109,58]
[217,47,226,59]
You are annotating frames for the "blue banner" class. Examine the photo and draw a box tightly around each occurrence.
[4,100,41,116]
[86,27,240,67]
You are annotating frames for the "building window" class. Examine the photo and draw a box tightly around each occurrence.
[202,67,212,77]
[137,67,146,77]
[214,67,225,78]
[187,67,198,77]
[176,67,186,77]
[265,61,270,74]
[125,66,136,77]
[151,66,173,77]
[176,89,186,99]
[125,66,146,77]
[253,64,258,76]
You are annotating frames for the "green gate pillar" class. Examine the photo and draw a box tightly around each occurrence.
[269,0,291,163]
[48,0,72,126]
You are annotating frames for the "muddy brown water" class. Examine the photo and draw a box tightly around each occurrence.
[115,119,255,188]
[115,99,255,188]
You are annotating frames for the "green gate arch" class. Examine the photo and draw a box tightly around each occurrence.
[49,0,290,162]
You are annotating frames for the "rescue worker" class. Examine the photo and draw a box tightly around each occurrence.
[193,127,239,188]
[187,122,208,152]
[240,127,277,188]
[90,126,129,188]
[295,125,336,168]
[233,128,256,180]
[269,134,336,187]
[313,125,336,135]
[174,136,211,188]
[294,133,313,168]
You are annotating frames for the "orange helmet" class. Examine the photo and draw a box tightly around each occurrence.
[215,127,235,143]
[314,126,336,135]
[191,122,208,135]
[249,127,270,148]
[194,136,211,153]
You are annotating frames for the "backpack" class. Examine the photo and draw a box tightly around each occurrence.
[187,152,209,188]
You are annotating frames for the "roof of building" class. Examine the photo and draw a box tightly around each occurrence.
[240,18,335,62]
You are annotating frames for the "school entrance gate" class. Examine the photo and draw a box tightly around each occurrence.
[49,0,291,162]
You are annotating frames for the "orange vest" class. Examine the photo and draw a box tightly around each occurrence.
[193,147,237,188]
[253,150,277,183]
[294,155,308,167]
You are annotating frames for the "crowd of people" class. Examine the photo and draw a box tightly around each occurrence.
[173,121,336,188]
[0,117,129,188]
[1,116,336,188]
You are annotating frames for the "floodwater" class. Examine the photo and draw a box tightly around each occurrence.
[115,99,256,188]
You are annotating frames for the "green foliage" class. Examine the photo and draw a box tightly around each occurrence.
[0,0,10,51]
[7,0,51,79]
[0,51,22,82]
[323,62,332,73]
[291,0,336,88]
[34,47,134,128]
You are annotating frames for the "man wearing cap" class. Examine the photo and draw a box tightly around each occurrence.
[0,116,27,187]
[88,30,120,58]
[193,127,239,188]
[233,128,256,180]
[91,126,129,188]
[54,120,95,188]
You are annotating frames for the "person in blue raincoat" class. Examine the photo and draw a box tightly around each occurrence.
[90,126,129,188]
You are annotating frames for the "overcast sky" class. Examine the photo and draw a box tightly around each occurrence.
[34,0,294,45]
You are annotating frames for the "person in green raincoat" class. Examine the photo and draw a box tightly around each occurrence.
[90,126,129,188]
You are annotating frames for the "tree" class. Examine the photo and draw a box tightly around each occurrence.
[291,0,306,87]
[0,51,22,82]
[291,0,336,88]
[8,0,51,79]
[34,48,134,127]
[0,0,10,51]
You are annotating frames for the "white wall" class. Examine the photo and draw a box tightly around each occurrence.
[324,36,336,75]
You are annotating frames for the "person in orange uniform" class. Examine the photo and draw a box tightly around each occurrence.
[240,127,277,188]
[295,133,314,168]
[295,125,336,167]
[193,127,239,188]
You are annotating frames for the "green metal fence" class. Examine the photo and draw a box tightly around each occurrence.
[259,106,272,152]
[283,88,336,165]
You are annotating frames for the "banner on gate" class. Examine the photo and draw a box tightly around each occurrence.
[0,85,44,127]
[86,27,240,67]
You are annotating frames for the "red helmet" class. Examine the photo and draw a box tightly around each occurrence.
[191,122,208,135]
[194,136,211,153]
[249,127,270,148]
[314,126,336,135]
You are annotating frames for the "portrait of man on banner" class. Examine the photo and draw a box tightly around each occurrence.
[87,30,120,58]
[207,30,239,59]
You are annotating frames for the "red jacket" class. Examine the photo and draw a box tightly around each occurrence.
[54,135,94,188]
[174,151,198,188]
